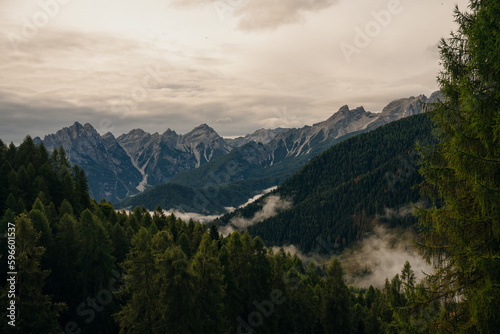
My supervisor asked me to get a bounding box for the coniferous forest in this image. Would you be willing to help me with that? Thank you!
[217,113,434,253]
[0,137,434,333]
[1,0,499,333]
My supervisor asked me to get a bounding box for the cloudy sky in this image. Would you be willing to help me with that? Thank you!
[1,0,468,144]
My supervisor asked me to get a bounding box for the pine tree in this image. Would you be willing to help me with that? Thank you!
[152,206,166,231]
[209,221,220,241]
[191,234,226,332]
[322,258,352,334]
[111,223,130,264]
[78,209,115,294]
[59,199,74,218]
[16,166,29,204]
[400,260,415,298]
[31,198,46,215]
[16,136,36,167]
[61,171,76,208]
[154,245,196,333]
[76,209,116,332]
[0,214,64,333]
[51,213,81,309]
[417,1,500,332]
[177,232,191,258]
[28,208,53,263]
[114,228,157,334]
[73,165,91,213]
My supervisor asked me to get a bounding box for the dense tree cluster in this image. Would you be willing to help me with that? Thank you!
[416,0,500,332]
[0,1,497,331]
[0,138,433,333]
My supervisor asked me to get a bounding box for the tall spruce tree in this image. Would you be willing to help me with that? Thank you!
[191,234,226,333]
[1,214,63,333]
[322,258,353,334]
[114,228,157,334]
[155,246,196,333]
[417,0,500,332]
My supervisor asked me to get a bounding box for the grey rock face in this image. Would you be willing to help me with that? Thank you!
[225,128,287,148]
[116,124,231,186]
[42,122,142,202]
[39,92,437,203]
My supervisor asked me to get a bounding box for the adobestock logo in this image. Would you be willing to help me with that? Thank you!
[6,0,73,54]
[213,0,250,21]
[340,0,413,64]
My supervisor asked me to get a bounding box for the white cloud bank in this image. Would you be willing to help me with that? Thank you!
[343,225,431,289]
[220,195,292,236]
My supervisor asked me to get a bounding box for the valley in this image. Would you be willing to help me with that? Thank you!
[1,0,498,331]
[36,92,439,213]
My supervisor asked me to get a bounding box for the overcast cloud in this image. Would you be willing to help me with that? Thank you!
[0,0,468,144]
[173,0,339,31]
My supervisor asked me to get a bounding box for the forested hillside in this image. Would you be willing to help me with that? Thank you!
[0,0,497,331]
[218,113,435,252]
[116,95,432,214]
[116,131,363,214]
[0,138,433,333]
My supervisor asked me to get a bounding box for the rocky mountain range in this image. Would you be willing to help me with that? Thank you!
[165,93,438,190]
[224,128,287,148]
[215,112,434,251]
[116,124,231,189]
[36,123,231,202]
[36,92,440,205]
[38,122,143,202]
[118,92,441,213]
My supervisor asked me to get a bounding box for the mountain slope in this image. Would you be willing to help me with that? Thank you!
[116,124,231,186]
[225,128,287,148]
[39,92,439,206]
[37,123,232,202]
[216,113,435,252]
[39,122,142,202]
[171,95,433,191]
[119,94,434,213]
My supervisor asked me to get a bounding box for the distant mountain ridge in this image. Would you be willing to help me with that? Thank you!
[117,92,440,213]
[36,123,230,202]
[216,113,435,252]
[36,91,440,204]
[224,128,287,148]
[38,122,143,201]
[116,124,231,188]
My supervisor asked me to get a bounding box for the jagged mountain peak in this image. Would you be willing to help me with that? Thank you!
[428,91,443,103]
[338,105,350,113]
[183,124,222,142]
[380,95,427,118]
[66,121,97,133]
[44,121,100,143]
[321,105,372,127]
[121,128,149,137]
[102,132,115,140]
[161,128,176,136]
[339,105,366,115]
[225,128,287,148]
[197,123,211,129]
[38,91,436,206]
[40,122,143,202]
[323,105,368,123]
[189,123,217,134]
